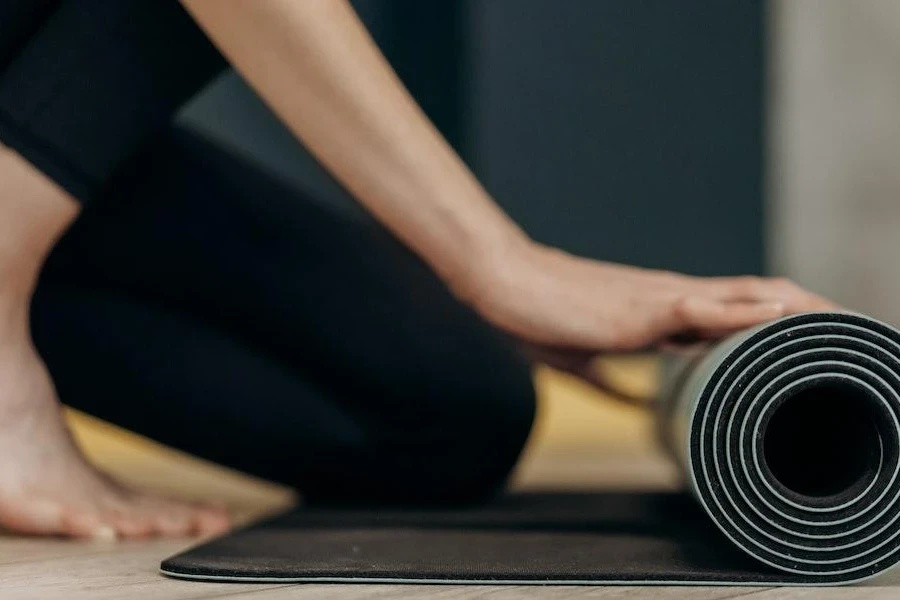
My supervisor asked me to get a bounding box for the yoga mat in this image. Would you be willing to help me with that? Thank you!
[656,311,900,584]
[162,312,900,585]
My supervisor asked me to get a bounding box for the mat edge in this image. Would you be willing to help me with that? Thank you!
[159,567,874,587]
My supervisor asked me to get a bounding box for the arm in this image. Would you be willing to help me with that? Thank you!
[180,0,520,300]
[180,0,835,354]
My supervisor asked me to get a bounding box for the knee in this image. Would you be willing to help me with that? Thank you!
[384,355,538,505]
[463,358,538,464]
[450,372,537,501]
[302,357,537,507]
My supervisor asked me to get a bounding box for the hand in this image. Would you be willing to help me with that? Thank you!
[465,241,837,389]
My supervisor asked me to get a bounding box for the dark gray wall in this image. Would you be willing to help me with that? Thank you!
[468,1,764,275]
[180,0,764,276]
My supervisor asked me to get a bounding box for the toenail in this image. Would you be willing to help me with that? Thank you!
[91,525,118,541]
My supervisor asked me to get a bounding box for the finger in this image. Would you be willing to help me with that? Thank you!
[691,327,744,341]
[528,345,652,406]
[663,331,721,348]
[569,363,650,406]
[659,339,704,352]
[674,297,785,332]
[664,326,752,349]
[789,292,840,312]
[697,276,839,312]
[696,276,766,300]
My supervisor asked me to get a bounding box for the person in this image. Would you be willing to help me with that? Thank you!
[0,0,835,540]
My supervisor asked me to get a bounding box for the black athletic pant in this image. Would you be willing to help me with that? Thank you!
[2,1,536,504]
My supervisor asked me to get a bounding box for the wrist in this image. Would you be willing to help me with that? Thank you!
[442,223,534,309]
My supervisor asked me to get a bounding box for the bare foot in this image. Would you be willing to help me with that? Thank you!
[0,143,229,539]
[0,333,230,539]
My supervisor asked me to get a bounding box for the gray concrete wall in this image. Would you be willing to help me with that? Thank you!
[769,0,900,322]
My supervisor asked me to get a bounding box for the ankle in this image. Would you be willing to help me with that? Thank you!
[0,144,79,318]
[0,292,29,345]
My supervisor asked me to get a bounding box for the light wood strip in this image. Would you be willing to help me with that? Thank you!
[217,584,772,600]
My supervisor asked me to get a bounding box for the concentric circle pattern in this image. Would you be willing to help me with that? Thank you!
[685,312,900,584]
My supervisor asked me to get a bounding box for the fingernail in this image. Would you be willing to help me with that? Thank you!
[759,300,785,315]
[763,301,786,314]
[91,524,118,541]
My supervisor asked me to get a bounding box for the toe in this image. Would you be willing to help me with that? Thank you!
[0,498,115,540]
[136,495,227,537]
[111,513,154,539]
[59,509,112,540]
[150,503,193,537]
[0,497,65,536]
[100,497,154,539]
[192,503,230,536]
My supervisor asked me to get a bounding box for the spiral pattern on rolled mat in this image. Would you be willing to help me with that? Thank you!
[682,312,900,584]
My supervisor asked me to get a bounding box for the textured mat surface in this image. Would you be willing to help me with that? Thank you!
[162,491,821,585]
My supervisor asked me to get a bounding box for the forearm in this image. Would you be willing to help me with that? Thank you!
[180,0,526,297]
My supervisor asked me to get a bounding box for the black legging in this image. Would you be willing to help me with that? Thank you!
[2,1,536,504]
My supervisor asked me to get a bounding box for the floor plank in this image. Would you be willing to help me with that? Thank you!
[737,580,900,600]
[205,583,773,600]
[0,538,291,600]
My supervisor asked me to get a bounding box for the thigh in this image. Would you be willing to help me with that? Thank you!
[35,126,536,503]
[0,1,57,59]
[32,282,366,487]
[0,0,224,202]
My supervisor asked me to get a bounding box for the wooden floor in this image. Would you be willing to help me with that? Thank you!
[1,360,897,599]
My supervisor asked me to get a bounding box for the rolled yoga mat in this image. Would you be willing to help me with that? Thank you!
[656,310,900,584]
[162,312,900,585]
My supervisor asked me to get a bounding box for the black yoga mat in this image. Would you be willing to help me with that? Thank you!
[162,312,900,586]
[162,492,827,585]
